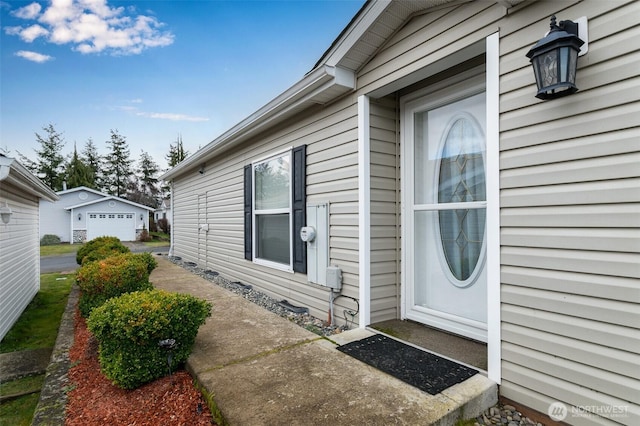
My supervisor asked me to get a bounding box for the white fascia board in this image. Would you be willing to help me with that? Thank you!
[161,64,355,182]
[322,0,391,68]
[56,186,108,197]
[0,156,58,202]
[65,196,155,211]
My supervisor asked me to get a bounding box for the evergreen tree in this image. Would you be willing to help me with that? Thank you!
[15,151,38,173]
[128,150,160,207]
[162,135,189,198]
[103,129,133,198]
[81,138,102,191]
[34,124,66,190]
[65,144,94,189]
[165,135,189,168]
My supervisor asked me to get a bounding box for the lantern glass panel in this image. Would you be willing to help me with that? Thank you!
[560,47,569,82]
[536,50,558,88]
[567,47,578,84]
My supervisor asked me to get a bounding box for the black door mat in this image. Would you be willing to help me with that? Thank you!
[337,334,478,395]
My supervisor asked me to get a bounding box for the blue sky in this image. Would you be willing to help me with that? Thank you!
[0,0,364,169]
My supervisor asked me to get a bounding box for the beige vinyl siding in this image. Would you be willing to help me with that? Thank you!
[171,95,362,325]
[172,174,201,263]
[368,96,400,322]
[349,0,639,422]
[496,1,640,424]
[0,183,40,340]
[357,1,502,94]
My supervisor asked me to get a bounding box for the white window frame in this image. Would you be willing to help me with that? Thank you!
[251,149,294,272]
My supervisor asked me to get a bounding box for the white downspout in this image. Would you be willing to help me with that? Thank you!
[358,95,371,328]
[169,182,174,257]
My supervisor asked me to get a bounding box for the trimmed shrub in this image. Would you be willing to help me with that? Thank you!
[135,251,158,274]
[157,218,170,235]
[40,234,61,246]
[76,253,153,317]
[137,227,152,242]
[87,289,212,389]
[80,243,132,265]
[76,236,130,265]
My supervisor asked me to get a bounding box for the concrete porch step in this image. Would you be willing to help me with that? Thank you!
[334,328,498,425]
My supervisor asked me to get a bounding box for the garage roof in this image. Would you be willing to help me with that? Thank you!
[65,195,155,211]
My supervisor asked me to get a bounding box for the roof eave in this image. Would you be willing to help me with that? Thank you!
[161,64,355,181]
[0,156,59,202]
[56,186,109,197]
[65,196,156,211]
[160,0,529,182]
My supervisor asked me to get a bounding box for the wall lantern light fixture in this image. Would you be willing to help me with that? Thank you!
[140,213,144,221]
[77,213,82,221]
[0,202,12,224]
[526,15,585,100]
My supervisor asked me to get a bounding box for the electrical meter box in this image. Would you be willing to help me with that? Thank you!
[305,203,328,286]
[326,265,342,291]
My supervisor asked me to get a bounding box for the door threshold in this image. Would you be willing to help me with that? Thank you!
[369,319,487,371]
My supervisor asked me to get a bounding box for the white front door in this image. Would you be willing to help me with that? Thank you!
[402,77,488,342]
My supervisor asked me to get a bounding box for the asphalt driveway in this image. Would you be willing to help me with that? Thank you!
[40,244,169,273]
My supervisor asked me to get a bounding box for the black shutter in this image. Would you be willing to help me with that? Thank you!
[292,145,307,273]
[244,164,252,260]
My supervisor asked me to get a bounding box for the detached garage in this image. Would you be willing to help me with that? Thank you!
[87,212,135,241]
[40,186,154,243]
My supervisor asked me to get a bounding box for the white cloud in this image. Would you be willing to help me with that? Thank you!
[16,24,50,42]
[7,0,174,55]
[15,50,54,63]
[116,101,208,122]
[4,26,22,36]
[116,105,138,112]
[136,112,210,122]
[12,2,42,19]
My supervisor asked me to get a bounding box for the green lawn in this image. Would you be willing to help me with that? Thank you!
[0,273,73,353]
[40,237,169,257]
[0,273,73,426]
[143,240,170,248]
[149,232,170,243]
[40,244,79,257]
[0,374,45,426]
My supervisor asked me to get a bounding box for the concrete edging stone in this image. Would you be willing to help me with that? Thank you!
[31,285,78,426]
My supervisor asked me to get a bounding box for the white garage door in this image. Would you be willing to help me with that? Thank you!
[87,213,136,241]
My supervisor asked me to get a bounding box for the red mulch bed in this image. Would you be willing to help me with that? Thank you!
[65,310,216,426]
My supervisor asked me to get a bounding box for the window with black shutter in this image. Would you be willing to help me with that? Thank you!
[244,146,306,272]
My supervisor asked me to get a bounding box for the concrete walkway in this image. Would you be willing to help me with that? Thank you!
[0,348,52,383]
[151,256,497,425]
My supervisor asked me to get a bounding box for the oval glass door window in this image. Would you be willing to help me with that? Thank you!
[437,115,486,284]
